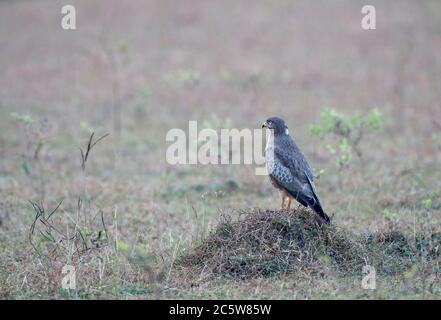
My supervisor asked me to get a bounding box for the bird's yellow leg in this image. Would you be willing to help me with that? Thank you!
[280,195,285,209]
[287,198,292,209]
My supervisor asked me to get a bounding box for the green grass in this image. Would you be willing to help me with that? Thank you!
[1,0,441,300]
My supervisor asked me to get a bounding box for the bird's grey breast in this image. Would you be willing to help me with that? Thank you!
[265,134,294,184]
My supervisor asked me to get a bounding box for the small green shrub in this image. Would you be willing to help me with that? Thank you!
[162,68,200,86]
[311,108,383,178]
[198,114,233,148]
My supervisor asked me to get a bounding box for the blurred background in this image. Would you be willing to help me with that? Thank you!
[0,0,440,299]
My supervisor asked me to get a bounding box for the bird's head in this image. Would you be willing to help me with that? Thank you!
[262,117,289,135]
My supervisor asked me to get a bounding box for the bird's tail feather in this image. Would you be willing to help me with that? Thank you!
[310,201,331,224]
[298,194,331,224]
[302,174,331,224]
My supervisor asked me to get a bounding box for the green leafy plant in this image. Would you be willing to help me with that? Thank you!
[311,108,383,187]
[10,112,52,189]
[311,108,382,165]
[10,112,34,124]
[197,114,233,147]
[201,114,233,131]
[162,68,200,86]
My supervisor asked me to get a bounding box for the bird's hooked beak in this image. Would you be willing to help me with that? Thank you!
[261,121,267,128]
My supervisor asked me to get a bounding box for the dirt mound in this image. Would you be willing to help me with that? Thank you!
[178,208,440,280]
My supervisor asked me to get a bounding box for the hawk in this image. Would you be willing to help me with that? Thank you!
[262,117,331,224]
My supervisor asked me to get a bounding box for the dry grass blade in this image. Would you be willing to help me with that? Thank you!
[79,132,109,170]
[28,197,111,258]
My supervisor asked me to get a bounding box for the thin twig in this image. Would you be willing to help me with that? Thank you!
[47,200,63,220]
[79,132,109,170]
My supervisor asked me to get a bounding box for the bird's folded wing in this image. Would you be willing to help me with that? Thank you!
[271,146,315,200]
